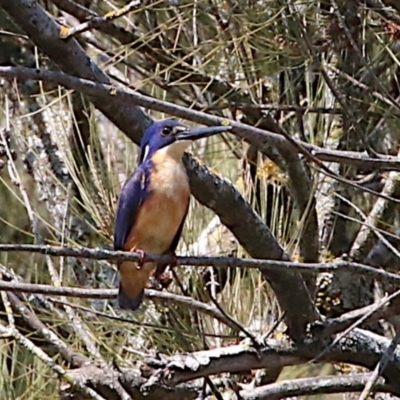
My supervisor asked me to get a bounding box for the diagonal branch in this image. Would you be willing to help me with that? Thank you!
[59,0,141,39]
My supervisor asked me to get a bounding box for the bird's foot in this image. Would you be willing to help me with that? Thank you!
[148,270,173,291]
[157,269,173,290]
[134,248,146,269]
[169,253,178,268]
[148,276,163,290]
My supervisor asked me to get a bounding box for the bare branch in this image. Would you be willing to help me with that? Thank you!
[0,243,400,285]
[2,278,400,340]
[0,324,106,400]
[59,0,141,39]
[0,66,399,173]
[365,0,400,25]
[63,329,400,397]
[313,290,400,338]
[239,373,391,400]
[6,291,89,368]
[0,280,241,332]
[359,332,400,399]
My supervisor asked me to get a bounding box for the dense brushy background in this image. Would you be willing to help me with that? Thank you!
[1,0,400,399]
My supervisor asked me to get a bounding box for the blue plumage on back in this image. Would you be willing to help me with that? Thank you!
[114,166,148,251]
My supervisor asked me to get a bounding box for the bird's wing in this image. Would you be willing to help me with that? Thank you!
[114,165,148,251]
[168,205,189,254]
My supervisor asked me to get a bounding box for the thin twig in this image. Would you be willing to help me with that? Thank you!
[312,291,400,338]
[5,278,400,342]
[0,280,241,332]
[229,103,344,114]
[1,243,400,285]
[50,298,236,339]
[359,332,400,400]
[209,293,259,348]
[1,66,400,172]
[0,324,106,400]
[59,0,141,39]
[309,290,400,363]
[239,373,390,400]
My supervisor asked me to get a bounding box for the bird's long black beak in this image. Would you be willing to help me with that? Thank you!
[175,125,231,141]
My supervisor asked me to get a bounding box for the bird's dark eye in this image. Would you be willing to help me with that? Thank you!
[162,126,173,136]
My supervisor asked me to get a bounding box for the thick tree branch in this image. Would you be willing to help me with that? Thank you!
[1,277,400,397]
[61,329,400,398]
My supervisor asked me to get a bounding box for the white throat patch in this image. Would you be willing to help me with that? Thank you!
[142,145,150,161]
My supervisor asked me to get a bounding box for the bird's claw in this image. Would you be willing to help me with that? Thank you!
[169,253,178,268]
[148,276,163,290]
[148,270,173,291]
[134,249,146,269]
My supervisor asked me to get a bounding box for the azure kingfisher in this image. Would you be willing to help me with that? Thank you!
[114,119,231,310]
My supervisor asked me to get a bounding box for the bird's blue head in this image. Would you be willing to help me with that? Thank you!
[139,119,231,162]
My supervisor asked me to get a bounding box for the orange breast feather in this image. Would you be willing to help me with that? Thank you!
[124,154,190,255]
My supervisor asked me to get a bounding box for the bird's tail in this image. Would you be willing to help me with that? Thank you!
[118,261,155,310]
[118,282,144,310]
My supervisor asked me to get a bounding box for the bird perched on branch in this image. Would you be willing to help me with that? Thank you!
[114,119,231,310]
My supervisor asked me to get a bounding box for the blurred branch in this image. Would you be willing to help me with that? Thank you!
[279,147,319,267]
[382,0,400,14]
[239,373,391,400]
[59,0,141,39]
[1,243,400,285]
[350,166,400,261]
[366,0,400,25]
[229,103,344,114]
